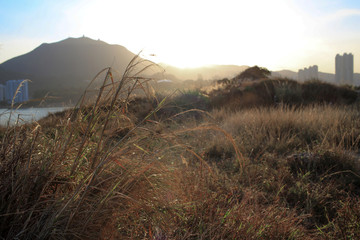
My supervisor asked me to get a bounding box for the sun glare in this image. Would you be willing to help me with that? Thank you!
[65,0,307,70]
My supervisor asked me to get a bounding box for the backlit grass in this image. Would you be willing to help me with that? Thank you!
[1,63,360,239]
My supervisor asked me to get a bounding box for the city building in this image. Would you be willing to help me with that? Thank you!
[335,53,354,85]
[5,79,29,103]
[298,65,318,81]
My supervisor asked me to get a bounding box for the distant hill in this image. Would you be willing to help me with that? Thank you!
[271,70,297,79]
[155,64,249,81]
[1,36,359,103]
[318,72,335,84]
[0,37,137,95]
[0,37,248,99]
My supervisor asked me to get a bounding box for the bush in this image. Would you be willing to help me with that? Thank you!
[207,77,358,111]
[302,80,358,105]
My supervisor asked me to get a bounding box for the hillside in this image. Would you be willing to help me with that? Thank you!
[271,69,298,79]
[0,37,137,95]
[1,36,359,104]
[0,66,29,82]
[0,38,249,101]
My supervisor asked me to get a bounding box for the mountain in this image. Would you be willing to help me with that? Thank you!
[155,64,249,81]
[1,36,359,103]
[0,37,137,94]
[271,70,297,79]
[0,37,250,98]
[0,37,247,99]
[318,72,335,84]
[0,66,29,82]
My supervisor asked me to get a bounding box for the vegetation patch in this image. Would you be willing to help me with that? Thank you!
[1,63,360,239]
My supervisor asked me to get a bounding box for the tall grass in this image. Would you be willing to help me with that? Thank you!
[1,61,360,239]
[207,104,360,237]
[213,104,360,156]
[0,55,173,239]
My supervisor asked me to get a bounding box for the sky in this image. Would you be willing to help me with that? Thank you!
[0,0,360,73]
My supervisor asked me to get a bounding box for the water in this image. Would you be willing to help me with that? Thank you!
[0,107,71,126]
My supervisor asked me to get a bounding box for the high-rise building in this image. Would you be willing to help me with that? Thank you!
[335,53,354,85]
[298,65,318,81]
[5,79,29,103]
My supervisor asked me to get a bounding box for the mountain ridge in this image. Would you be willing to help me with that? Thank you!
[1,37,359,98]
[0,37,137,93]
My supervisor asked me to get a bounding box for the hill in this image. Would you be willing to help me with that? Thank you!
[155,64,249,81]
[271,70,297,79]
[1,36,359,103]
[0,37,249,101]
[0,37,137,96]
[0,66,29,82]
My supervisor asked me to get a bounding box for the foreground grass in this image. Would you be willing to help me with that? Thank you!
[1,68,360,239]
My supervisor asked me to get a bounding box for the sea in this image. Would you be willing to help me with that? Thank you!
[0,107,71,126]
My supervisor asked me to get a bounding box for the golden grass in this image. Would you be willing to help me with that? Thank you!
[1,61,360,239]
[212,104,360,156]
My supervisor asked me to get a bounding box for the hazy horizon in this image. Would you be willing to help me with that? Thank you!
[1,0,360,73]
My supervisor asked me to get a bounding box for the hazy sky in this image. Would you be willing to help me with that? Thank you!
[0,0,359,73]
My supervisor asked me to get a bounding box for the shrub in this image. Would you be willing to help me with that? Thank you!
[207,77,358,111]
[302,80,358,105]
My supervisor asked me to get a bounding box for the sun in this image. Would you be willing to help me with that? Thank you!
[156,52,212,69]
[67,0,308,70]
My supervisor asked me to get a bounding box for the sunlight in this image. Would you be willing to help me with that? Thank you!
[65,0,307,69]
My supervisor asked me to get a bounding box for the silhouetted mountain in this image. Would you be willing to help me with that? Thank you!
[0,66,29,82]
[318,72,335,83]
[0,37,250,103]
[0,37,137,94]
[271,70,297,79]
[1,36,359,103]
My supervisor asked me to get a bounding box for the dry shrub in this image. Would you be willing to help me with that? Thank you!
[208,78,358,110]
[302,80,358,105]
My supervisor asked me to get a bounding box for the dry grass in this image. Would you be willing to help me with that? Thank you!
[0,55,170,239]
[213,105,360,156]
[1,61,360,239]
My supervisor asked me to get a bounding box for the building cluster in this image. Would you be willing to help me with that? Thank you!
[335,53,354,85]
[298,65,318,81]
[0,79,29,103]
[298,53,355,85]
